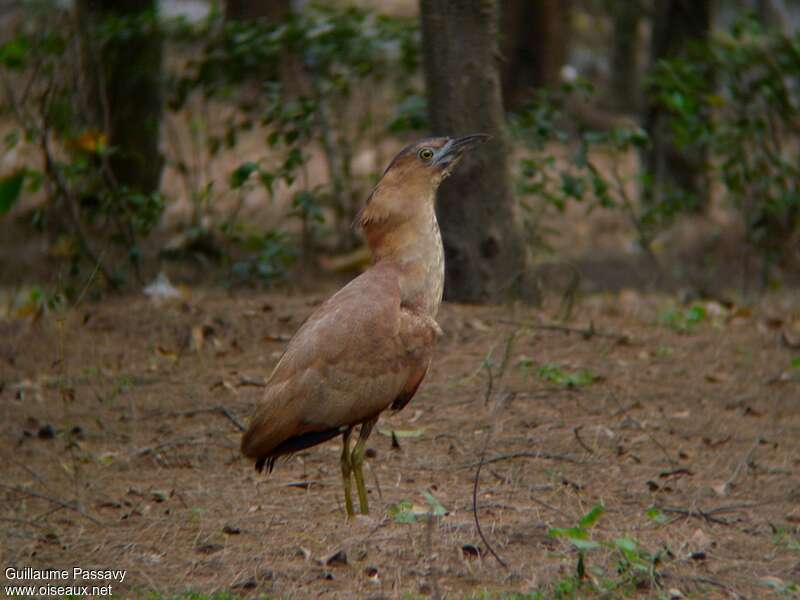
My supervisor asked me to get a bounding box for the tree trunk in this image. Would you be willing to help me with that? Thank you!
[757,0,788,32]
[499,0,569,112]
[77,0,163,194]
[420,0,539,304]
[225,0,291,22]
[610,0,642,113]
[643,0,712,208]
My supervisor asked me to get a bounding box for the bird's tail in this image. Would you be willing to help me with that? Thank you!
[242,412,343,473]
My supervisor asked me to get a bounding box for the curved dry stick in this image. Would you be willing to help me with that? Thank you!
[472,431,508,569]
[471,393,515,570]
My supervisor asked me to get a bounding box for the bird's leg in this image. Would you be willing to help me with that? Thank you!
[351,417,378,515]
[341,427,354,518]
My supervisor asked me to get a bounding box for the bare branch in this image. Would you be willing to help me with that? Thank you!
[497,318,630,343]
[0,483,104,526]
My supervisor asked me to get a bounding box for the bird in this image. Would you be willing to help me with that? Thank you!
[241,134,489,517]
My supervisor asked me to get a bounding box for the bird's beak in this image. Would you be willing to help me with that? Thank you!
[432,133,490,172]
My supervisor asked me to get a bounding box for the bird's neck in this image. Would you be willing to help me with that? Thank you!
[368,207,445,317]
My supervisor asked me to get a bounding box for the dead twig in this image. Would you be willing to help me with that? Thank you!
[136,434,237,458]
[0,483,103,526]
[661,571,747,600]
[608,392,677,469]
[658,506,734,526]
[147,405,246,432]
[462,450,592,469]
[0,516,50,529]
[573,425,594,454]
[472,391,514,569]
[217,406,247,432]
[38,83,116,286]
[425,513,443,600]
[781,330,800,350]
[723,436,762,490]
[497,319,630,344]
[481,332,517,406]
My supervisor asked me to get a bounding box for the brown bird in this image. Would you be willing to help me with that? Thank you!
[241,134,488,516]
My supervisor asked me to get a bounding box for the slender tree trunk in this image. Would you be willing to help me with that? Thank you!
[611,0,642,113]
[757,0,789,32]
[499,0,569,112]
[643,0,712,209]
[420,0,539,304]
[225,0,291,22]
[77,0,163,194]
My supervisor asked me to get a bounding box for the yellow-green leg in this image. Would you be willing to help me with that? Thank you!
[340,427,354,518]
[351,417,378,515]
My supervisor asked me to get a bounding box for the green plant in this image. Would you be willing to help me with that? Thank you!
[772,526,800,553]
[0,5,167,291]
[2,2,423,290]
[645,506,670,525]
[649,17,800,280]
[510,80,657,258]
[512,17,800,286]
[167,5,422,261]
[389,490,447,524]
[538,363,596,388]
[229,229,297,283]
[659,304,707,332]
[545,505,663,598]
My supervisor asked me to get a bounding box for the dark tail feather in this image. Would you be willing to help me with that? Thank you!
[253,428,344,474]
[255,455,278,473]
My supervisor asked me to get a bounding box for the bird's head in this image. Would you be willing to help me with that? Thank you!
[358,134,489,241]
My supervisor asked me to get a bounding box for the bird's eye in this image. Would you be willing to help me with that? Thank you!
[418,148,434,162]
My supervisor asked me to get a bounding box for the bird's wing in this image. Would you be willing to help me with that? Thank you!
[241,263,438,463]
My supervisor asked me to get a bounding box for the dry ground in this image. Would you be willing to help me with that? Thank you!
[1,286,799,599]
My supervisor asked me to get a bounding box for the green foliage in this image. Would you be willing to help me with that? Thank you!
[511,80,658,254]
[645,506,669,525]
[388,500,417,524]
[538,363,596,388]
[167,5,421,259]
[389,490,447,523]
[649,17,800,264]
[230,229,297,283]
[513,17,800,275]
[659,304,707,332]
[0,5,164,289]
[543,505,663,598]
[388,93,428,133]
[772,526,800,554]
[0,170,26,214]
[2,2,422,290]
[549,504,604,551]
[761,577,799,595]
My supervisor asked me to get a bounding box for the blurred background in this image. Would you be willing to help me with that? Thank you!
[1,0,799,311]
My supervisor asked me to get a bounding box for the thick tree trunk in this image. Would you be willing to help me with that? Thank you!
[499,0,569,112]
[644,0,712,208]
[420,0,539,304]
[225,0,290,22]
[611,0,641,113]
[77,0,163,194]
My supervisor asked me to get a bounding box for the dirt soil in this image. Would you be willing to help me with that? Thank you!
[1,286,799,599]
